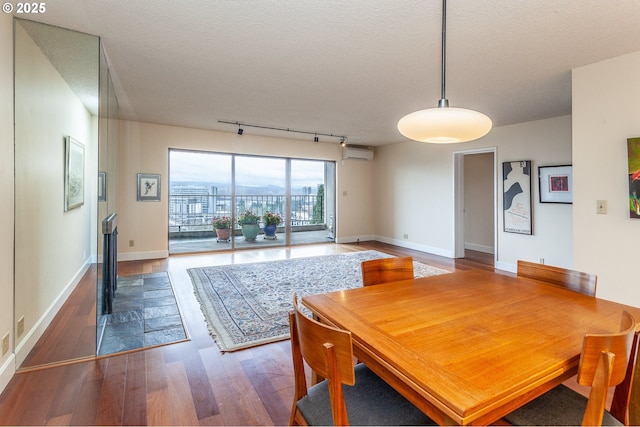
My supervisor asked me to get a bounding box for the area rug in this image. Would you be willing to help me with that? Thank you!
[188,250,450,352]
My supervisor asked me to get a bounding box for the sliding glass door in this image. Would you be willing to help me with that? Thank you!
[168,149,335,253]
[168,151,233,253]
[235,156,287,248]
[290,160,335,245]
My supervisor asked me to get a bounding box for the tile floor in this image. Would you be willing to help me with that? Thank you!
[98,272,187,355]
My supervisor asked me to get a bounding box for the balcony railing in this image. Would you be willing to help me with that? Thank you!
[168,193,325,234]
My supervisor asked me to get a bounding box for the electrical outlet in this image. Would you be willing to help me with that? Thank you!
[17,316,24,337]
[403,233,409,239]
[539,258,545,265]
[129,240,134,247]
[2,333,9,356]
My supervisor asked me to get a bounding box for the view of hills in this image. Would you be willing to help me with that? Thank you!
[170,181,321,195]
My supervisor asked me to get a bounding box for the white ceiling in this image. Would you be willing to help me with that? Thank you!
[18,0,640,146]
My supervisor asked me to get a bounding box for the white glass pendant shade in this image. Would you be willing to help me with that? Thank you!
[397,106,492,143]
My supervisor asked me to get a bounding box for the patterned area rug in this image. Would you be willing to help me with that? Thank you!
[188,250,450,351]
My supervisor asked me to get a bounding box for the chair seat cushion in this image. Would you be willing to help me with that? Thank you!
[503,384,623,426]
[297,363,436,426]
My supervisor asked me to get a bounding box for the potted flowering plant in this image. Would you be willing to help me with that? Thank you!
[263,212,282,226]
[212,216,231,229]
[212,216,231,241]
[262,212,282,239]
[237,210,260,241]
[237,210,260,225]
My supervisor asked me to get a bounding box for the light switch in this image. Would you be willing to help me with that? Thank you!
[596,200,607,214]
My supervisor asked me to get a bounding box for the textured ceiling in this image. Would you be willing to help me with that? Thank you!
[17,0,640,146]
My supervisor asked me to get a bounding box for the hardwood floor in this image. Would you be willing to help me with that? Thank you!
[0,242,494,426]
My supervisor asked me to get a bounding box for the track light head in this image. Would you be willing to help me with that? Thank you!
[314,135,319,143]
[340,138,346,147]
[237,127,243,135]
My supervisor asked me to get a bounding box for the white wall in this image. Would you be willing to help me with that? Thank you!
[572,50,640,307]
[13,22,96,366]
[464,152,494,253]
[0,12,16,392]
[117,120,375,260]
[374,115,574,272]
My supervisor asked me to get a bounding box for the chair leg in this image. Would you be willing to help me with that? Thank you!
[288,405,297,426]
[582,351,614,426]
[289,408,308,426]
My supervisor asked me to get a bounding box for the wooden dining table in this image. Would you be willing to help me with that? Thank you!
[301,269,640,426]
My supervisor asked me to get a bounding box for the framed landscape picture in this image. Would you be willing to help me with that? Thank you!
[503,160,532,234]
[539,165,572,204]
[64,136,85,211]
[137,173,161,201]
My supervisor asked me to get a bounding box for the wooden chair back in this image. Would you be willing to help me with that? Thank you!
[289,293,355,425]
[578,310,636,425]
[609,330,640,425]
[361,256,414,287]
[517,260,597,297]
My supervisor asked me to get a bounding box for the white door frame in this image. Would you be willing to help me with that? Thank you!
[453,147,498,261]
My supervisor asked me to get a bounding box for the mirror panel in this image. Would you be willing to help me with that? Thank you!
[14,18,108,368]
[97,42,119,353]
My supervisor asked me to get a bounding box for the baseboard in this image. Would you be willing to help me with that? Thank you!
[335,235,376,244]
[15,260,91,367]
[495,260,516,274]
[0,354,15,395]
[464,243,494,254]
[374,235,455,258]
[118,250,169,261]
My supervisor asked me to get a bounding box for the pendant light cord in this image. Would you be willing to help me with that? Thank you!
[439,0,449,108]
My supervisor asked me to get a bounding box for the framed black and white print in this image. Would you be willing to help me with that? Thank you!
[539,165,572,204]
[98,172,106,202]
[64,136,85,211]
[503,160,532,235]
[137,173,161,201]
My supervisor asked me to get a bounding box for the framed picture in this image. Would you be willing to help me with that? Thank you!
[539,165,572,204]
[628,137,640,218]
[98,172,106,202]
[64,136,85,211]
[137,173,161,201]
[503,160,532,235]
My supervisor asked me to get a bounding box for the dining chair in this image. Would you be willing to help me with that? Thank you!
[503,310,637,426]
[609,330,640,425]
[288,293,435,426]
[361,256,414,287]
[516,260,597,296]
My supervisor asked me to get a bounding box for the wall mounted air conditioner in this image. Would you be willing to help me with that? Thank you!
[342,146,374,161]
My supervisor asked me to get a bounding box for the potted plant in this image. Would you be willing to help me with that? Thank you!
[237,210,260,241]
[212,216,231,241]
[262,212,282,239]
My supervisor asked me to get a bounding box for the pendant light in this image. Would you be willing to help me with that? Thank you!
[397,0,492,143]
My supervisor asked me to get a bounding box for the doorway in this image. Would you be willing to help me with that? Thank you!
[168,150,336,253]
[454,149,497,262]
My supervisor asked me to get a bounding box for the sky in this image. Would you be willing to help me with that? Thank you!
[169,150,326,188]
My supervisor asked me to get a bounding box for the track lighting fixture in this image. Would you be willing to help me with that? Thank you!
[219,120,347,146]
